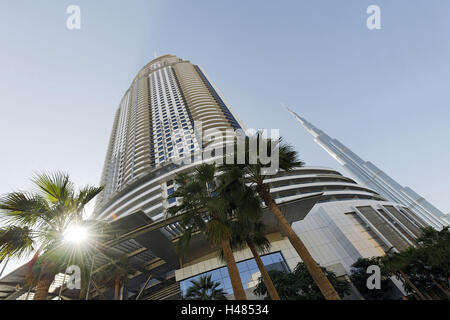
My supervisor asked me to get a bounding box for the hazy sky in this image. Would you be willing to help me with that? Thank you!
[1,0,449,275]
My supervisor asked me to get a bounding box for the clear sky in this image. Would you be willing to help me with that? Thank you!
[1,0,449,275]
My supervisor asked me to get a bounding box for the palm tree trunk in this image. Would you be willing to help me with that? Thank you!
[246,239,280,300]
[114,276,120,300]
[423,292,433,300]
[33,272,55,300]
[120,283,126,300]
[428,290,440,300]
[256,185,340,300]
[431,278,450,299]
[398,271,427,300]
[0,258,9,278]
[222,239,247,300]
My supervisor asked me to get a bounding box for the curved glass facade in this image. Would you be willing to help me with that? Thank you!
[180,251,289,297]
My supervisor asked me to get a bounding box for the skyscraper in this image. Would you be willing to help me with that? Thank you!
[287,108,448,229]
[94,54,244,220]
[88,55,334,299]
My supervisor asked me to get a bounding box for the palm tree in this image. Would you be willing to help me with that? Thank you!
[219,165,280,300]
[219,133,341,300]
[228,220,280,300]
[184,275,227,300]
[0,172,104,300]
[167,163,247,300]
[93,256,136,300]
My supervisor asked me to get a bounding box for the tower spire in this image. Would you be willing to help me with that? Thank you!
[287,108,448,229]
[286,107,323,138]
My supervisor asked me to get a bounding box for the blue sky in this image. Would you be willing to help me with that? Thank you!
[1,0,449,274]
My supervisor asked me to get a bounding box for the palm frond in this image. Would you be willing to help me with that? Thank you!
[175,228,193,257]
[0,226,35,260]
[184,274,227,300]
[76,185,104,208]
[0,192,51,227]
[31,171,74,205]
[195,163,217,187]
[278,141,304,171]
[204,219,231,246]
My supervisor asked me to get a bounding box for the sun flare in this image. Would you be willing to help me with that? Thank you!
[64,225,88,244]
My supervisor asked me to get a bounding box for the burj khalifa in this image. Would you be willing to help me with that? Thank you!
[288,108,448,229]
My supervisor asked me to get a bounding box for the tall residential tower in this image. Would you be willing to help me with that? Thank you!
[94,54,244,220]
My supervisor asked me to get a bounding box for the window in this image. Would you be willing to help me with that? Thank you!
[179,252,289,297]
